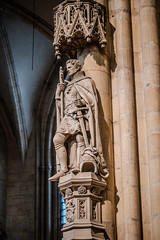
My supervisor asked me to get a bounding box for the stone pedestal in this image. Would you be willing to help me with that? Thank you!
[58,172,107,240]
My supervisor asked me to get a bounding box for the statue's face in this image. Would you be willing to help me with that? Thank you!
[67,62,79,77]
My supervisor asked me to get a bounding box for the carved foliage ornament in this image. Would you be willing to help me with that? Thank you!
[66,199,75,223]
[53,0,107,59]
[65,187,73,197]
[92,201,97,220]
[79,200,86,219]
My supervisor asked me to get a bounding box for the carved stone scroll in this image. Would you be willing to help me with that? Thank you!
[53,0,107,59]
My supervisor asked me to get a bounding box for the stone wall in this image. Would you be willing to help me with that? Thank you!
[6,134,35,240]
[0,123,7,239]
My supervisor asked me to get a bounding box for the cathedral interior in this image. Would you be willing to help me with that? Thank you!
[0,0,160,239]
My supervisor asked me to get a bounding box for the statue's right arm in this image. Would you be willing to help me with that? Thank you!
[55,83,65,108]
[55,99,61,108]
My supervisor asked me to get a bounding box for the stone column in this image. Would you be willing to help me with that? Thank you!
[139,1,160,239]
[113,0,141,239]
[130,0,152,239]
[78,43,115,239]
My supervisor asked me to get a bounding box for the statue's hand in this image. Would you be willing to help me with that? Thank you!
[56,99,61,108]
[56,83,65,98]
[58,83,65,92]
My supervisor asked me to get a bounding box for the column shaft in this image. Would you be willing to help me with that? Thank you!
[78,44,115,239]
[131,0,152,239]
[139,1,160,239]
[114,0,141,239]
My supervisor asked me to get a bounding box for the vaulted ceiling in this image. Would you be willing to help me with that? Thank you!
[0,0,63,158]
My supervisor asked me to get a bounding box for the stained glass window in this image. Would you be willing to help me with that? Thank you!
[61,195,66,227]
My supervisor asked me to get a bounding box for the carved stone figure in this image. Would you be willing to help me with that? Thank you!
[49,59,109,181]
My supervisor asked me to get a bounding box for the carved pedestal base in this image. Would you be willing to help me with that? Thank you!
[58,172,107,240]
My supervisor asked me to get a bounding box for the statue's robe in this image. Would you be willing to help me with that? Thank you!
[66,71,107,171]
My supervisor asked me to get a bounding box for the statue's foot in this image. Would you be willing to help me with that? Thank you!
[48,171,66,181]
[70,167,80,173]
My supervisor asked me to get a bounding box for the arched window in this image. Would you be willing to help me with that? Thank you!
[61,195,66,227]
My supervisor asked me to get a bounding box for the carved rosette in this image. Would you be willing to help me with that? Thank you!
[53,0,107,59]
[78,185,87,194]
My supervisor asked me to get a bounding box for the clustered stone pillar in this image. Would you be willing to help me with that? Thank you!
[139,0,160,239]
[113,0,141,239]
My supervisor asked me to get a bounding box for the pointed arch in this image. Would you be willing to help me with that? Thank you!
[0,20,28,160]
[0,0,53,40]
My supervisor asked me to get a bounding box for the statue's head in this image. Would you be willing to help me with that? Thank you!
[66,59,82,77]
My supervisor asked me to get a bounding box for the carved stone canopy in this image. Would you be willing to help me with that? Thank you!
[53,0,107,59]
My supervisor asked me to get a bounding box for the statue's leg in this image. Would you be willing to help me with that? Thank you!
[49,132,68,181]
[68,138,77,169]
[53,132,68,172]
[76,133,85,168]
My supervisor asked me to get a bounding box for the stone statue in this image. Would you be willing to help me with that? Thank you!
[49,59,109,181]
